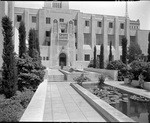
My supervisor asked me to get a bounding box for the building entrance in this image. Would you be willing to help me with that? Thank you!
[59,53,66,66]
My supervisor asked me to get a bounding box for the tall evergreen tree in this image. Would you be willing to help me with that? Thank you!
[28,28,36,58]
[93,46,97,68]
[35,38,40,55]
[148,32,150,62]
[100,44,104,69]
[18,21,26,58]
[128,40,142,63]
[1,16,18,98]
[122,37,127,64]
[109,41,113,62]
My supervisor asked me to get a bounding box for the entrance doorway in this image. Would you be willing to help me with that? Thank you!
[59,53,66,66]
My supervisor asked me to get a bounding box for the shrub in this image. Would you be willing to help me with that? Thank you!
[98,74,105,86]
[17,53,45,91]
[73,73,91,86]
[0,98,24,122]
[11,88,34,108]
[130,60,147,80]
[106,60,128,81]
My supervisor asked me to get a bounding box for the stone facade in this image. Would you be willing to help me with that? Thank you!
[0,1,149,69]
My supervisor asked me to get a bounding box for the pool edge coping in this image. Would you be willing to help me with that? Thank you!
[70,82,136,122]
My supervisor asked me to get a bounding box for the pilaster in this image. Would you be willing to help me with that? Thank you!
[125,17,130,47]
[103,16,108,62]
[77,12,84,61]
[91,15,96,50]
[114,17,119,60]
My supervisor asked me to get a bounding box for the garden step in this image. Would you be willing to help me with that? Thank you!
[48,69,65,82]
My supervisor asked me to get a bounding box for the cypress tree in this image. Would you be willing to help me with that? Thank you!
[93,46,97,68]
[109,41,113,62]
[35,38,40,55]
[28,28,36,58]
[122,37,127,64]
[1,16,18,98]
[148,32,150,62]
[128,40,142,63]
[18,21,26,58]
[100,44,104,69]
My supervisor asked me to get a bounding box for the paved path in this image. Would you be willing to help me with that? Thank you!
[43,82,107,122]
[105,81,150,99]
[48,69,64,75]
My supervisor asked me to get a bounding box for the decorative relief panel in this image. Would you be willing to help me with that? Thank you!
[53,19,58,33]
[69,20,73,34]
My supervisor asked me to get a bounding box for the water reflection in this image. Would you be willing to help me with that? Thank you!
[84,84,150,123]
[110,99,150,123]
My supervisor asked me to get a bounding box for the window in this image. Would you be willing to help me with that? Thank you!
[109,22,113,28]
[32,16,36,23]
[85,20,89,26]
[46,17,51,24]
[84,33,91,45]
[59,18,64,22]
[46,31,50,37]
[120,23,124,29]
[46,57,49,60]
[97,55,100,59]
[43,57,45,60]
[84,54,90,61]
[74,19,77,26]
[17,15,22,22]
[97,21,102,27]
[96,34,103,45]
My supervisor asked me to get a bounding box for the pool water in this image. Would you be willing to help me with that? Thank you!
[83,83,150,123]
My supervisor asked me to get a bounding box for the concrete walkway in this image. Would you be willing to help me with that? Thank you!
[43,82,107,122]
[105,81,150,99]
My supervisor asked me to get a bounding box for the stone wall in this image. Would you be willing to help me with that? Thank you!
[84,68,118,81]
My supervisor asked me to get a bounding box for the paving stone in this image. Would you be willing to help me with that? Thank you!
[42,79,108,122]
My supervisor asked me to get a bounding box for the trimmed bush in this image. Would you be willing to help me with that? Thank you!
[130,60,147,80]
[0,88,34,122]
[0,98,24,122]
[73,73,91,86]
[106,60,128,81]
[98,74,105,86]
[17,53,45,91]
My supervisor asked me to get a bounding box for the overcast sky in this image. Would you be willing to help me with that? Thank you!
[15,1,150,30]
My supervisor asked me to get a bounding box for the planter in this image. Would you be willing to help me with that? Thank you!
[143,82,150,91]
[131,80,139,87]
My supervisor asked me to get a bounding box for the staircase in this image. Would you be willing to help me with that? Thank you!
[47,69,65,82]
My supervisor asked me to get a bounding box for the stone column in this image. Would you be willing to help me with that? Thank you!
[103,16,108,63]
[114,17,119,60]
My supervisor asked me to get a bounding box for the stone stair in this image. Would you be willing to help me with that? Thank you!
[48,69,65,82]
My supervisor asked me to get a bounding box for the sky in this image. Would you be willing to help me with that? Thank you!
[15,1,150,30]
